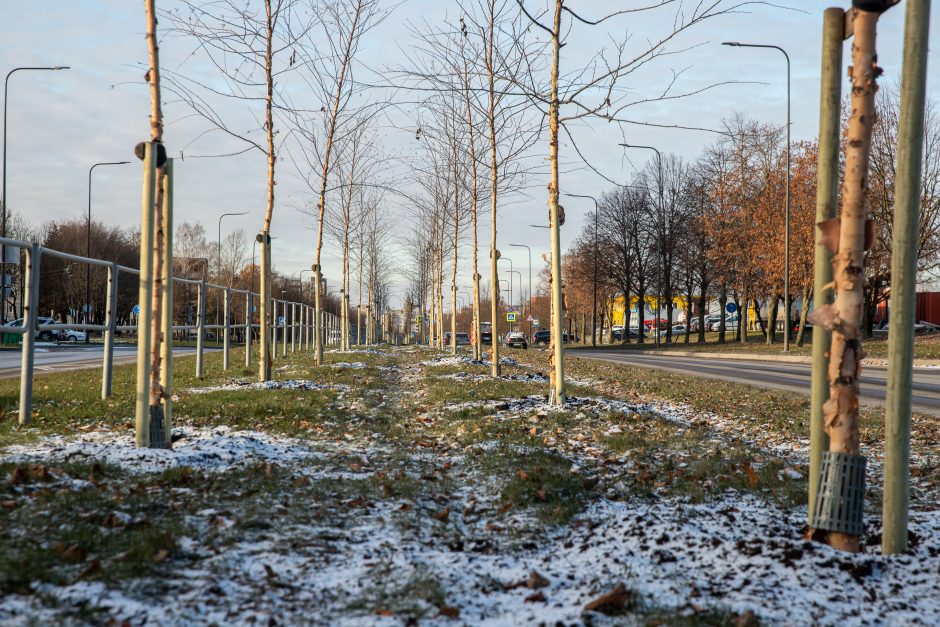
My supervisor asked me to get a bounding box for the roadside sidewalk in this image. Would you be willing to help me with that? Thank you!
[575,348,940,368]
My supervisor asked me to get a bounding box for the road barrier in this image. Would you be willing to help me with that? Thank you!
[2,236,341,425]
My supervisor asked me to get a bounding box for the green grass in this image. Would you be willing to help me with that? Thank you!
[0,462,184,594]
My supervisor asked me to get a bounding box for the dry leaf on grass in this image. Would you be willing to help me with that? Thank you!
[584,583,630,615]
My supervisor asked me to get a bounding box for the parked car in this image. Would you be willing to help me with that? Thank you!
[643,318,669,331]
[63,329,87,342]
[505,331,528,349]
[659,324,687,338]
[3,317,63,342]
[611,327,640,341]
[532,329,576,345]
[706,314,740,331]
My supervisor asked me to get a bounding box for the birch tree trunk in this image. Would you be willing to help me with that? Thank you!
[314,0,363,365]
[144,0,168,448]
[546,0,564,403]
[258,0,276,382]
[463,57,483,361]
[485,1,501,376]
[451,142,460,354]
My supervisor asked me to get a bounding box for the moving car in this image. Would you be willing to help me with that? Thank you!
[443,331,472,346]
[505,331,528,349]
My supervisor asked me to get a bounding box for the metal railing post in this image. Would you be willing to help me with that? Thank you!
[18,243,40,425]
[223,287,231,370]
[282,300,288,357]
[102,263,118,399]
[196,280,206,378]
[272,299,279,358]
[291,302,297,353]
[245,291,252,368]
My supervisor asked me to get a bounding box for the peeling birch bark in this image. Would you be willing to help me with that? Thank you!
[823,7,881,553]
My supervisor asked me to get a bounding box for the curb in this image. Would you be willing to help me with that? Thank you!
[571,348,940,368]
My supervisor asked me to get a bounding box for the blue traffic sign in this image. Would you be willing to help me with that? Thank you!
[726,302,738,314]
[132,304,140,315]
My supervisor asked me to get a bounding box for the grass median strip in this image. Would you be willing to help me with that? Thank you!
[1,344,938,624]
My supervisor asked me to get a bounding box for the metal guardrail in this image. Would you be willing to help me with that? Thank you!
[4,236,342,425]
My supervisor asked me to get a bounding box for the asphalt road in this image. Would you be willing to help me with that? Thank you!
[573,350,940,416]
[0,344,211,378]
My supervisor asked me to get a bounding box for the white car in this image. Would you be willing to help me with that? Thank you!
[63,329,87,342]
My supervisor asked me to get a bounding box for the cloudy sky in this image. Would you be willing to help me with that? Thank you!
[2,0,938,307]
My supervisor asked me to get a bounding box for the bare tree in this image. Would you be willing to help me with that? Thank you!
[164,0,316,381]
[515,0,774,402]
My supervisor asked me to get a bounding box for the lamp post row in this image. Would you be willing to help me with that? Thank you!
[2,65,69,320]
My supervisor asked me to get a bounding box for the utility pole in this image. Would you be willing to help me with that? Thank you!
[509,243,532,337]
[723,41,791,351]
[87,161,129,340]
[883,0,930,555]
[563,193,600,346]
[620,144,663,347]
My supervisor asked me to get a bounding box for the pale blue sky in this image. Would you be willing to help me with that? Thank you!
[1,1,937,305]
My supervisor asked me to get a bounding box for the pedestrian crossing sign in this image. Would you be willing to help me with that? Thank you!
[507,312,517,322]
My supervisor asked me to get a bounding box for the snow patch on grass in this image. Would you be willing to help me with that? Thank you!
[183,379,350,394]
[9,493,939,625]
[0,426,321,474]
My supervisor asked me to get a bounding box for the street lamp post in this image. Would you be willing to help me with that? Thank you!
[723,41,791,352]
[564,193,600,346]
[217,211,248,337]
[620,144,664,347]
[86,161,130,338]
[2,65,69,320]
[509,269,523,330]
[509,243,532,334]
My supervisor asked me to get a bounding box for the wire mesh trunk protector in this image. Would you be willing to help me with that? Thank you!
[811,451,867,535]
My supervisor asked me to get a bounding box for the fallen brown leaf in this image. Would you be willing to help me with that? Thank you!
[735,609,760,627]
[528,570,550,589]
[437,605,460,618]
[433,507,450,522]
[584,583,630,615]
[80,559,103,578]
